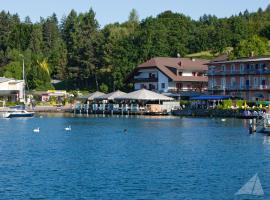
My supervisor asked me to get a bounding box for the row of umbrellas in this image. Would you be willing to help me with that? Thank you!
[79,89,173,101]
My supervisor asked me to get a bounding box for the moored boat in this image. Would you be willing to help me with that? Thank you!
[4,109,34,118]
[257,112,270,133]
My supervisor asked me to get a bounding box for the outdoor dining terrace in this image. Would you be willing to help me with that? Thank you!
[75,89,179,115]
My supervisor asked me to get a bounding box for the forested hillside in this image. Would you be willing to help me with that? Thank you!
[1,6,270,92]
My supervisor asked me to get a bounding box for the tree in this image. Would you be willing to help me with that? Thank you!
[232,35,269,58]
[128,9,139,23]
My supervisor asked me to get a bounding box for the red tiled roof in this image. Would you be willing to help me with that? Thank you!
[137,57,208,82]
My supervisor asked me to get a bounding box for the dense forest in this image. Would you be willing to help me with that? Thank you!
[1,6,270,92]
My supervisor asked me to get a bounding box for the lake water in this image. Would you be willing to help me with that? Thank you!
[0,114,270,199]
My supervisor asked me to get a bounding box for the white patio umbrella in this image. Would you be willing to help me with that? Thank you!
[115,89,173,101]
[87,91,105,100]
[95,90,127,100]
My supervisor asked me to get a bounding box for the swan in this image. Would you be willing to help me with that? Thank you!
[33,127,40,133]
[221,118,226,122]
[65,125,71,131]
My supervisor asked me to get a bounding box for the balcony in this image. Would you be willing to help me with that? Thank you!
[207,69,270,76]
[208,84,270,91]
[133,77,158,83]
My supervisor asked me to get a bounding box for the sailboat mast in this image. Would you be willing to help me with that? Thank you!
[22,57,25,103]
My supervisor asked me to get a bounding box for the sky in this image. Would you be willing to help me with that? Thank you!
[1,0,269,27]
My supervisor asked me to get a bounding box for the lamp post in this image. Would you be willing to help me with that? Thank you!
[19,54,25,104]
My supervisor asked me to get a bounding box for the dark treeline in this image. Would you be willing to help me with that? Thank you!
[1,6,270,92]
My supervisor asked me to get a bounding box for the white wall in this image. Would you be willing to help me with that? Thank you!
[182,72,193,76]
[0,80,24,101]
[158,71,169,92]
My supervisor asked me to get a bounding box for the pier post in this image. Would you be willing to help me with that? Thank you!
[252,118,256,132]
[249,119,256,134]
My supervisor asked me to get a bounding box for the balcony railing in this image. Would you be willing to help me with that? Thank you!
[208,85,269,91]
[133,77,158,82]
[208,69,270,76]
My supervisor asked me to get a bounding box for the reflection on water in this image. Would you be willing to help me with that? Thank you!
[0,115,270,199]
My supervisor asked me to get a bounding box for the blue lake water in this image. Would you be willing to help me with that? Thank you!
[0,114,270,199]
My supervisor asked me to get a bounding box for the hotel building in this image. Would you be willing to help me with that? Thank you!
[207,56,270,100]
[128,57,209,94]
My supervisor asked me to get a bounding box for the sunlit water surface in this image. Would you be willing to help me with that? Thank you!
[0,114,270,199]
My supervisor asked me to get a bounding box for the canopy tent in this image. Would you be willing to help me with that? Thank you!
[255,101,270,105]
[190,95,232,100]
[95,90,127,100]
[115,89,173,101]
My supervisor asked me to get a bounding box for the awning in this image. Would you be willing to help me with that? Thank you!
[190,95,232,100]
[255,101,270,105]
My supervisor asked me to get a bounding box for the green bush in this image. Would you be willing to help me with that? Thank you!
[223,99,232,109]
[235,100,244,108]
[99,83,109,93]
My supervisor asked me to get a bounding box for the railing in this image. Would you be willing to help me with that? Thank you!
[168,88,207,93]
[133,77,158,82]
[208,69,270,76]
[208,85,270,91]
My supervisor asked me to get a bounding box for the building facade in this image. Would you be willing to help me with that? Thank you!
[0,77,24,102]
[207,56,270,101]
[129,57,208,93]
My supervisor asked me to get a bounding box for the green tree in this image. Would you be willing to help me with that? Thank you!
[233,35,269,58]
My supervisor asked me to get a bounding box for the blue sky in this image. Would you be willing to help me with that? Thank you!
[1,0,269,27]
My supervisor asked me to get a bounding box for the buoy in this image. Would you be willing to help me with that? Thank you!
[33,127,40,133]
[221,118,226,122]
[65,125,71,131]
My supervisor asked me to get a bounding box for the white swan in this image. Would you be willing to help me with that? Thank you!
[33,127,40,133]
[65,125,71,131]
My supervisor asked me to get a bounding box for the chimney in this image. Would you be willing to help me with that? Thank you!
[190,57,196,62]
[177,53,181,58]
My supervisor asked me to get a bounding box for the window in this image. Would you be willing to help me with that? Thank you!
[192,72,197,76]
[246,79,250,87]
[221,65,226,72]
[149,84,155,90]
[140,84,145,89]
[261,77,266,85]
[178,72,182,76]
[176,83,182,89]
[253,77,259,88]
[161,83,165,89]
[240,64,245,73]
[221,78,226,89]
[149,73,156,78]
[231,77,236,88]
[231,64,236,73]
[240,77,244,89]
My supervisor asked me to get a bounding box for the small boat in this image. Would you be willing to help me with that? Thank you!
[257,113,270,133]
[4,109,34,118]
[33,127,40,133]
